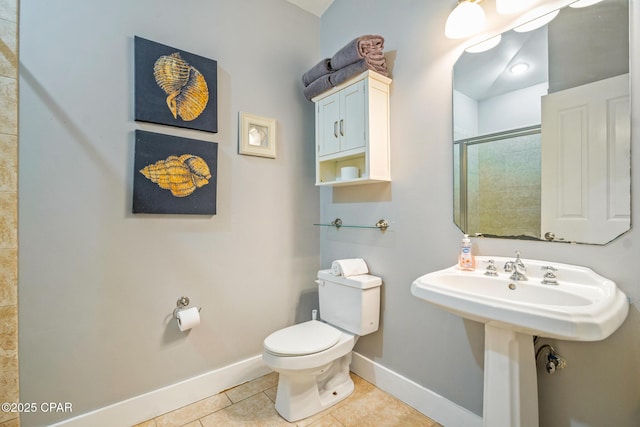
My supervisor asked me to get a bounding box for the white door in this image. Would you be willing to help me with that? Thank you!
[541,74,630,243]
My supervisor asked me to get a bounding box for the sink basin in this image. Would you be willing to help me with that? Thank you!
[411,256,628,341]
[411,255,628,427]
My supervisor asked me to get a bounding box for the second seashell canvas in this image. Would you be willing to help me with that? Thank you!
[133,130,218,215]
[134,36,218,133]
[139,154,211,198]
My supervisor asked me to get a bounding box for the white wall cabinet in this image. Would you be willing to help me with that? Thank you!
[313,70,391,186]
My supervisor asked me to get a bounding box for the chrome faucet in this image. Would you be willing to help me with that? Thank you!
[504,251,527,281]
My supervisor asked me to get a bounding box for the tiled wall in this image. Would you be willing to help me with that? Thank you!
[470,133,541,238]
[455,133,541,238]
[0,0,19,425]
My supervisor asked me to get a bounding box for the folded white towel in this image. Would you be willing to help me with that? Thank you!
[331,258,369,277]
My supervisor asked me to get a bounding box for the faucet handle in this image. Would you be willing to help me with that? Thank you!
[484,259,498,276]
[541,266,558,285]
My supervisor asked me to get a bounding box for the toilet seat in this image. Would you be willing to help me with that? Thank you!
[264,320,341,356]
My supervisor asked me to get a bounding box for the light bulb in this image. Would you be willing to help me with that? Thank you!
[510,63,530,74]
[445,1,487,39]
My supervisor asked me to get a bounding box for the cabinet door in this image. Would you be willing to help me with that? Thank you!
[341,79,366,152]
[317,93,340,156]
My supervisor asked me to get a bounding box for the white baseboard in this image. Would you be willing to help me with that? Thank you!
[50,352,481,427]
[351,352,483,427]
[49,355,272,427]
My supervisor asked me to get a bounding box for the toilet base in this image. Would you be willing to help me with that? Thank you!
[274,353,354,422]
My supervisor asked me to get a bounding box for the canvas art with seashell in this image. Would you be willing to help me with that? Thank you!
[133,130,218,215]
[139,153,211,198]
[134,36,218,133]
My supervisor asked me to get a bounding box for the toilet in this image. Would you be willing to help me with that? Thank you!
[262,269,382,422]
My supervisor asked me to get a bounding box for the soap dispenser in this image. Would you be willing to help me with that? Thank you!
[458,234,475,271]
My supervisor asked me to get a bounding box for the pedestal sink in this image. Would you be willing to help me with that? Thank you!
[411,255,629,427]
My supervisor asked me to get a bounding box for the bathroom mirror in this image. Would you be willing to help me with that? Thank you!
[453,0,630,244]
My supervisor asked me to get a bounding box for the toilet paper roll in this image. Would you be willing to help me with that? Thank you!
[340,166,359,180]
[176,307,200,331]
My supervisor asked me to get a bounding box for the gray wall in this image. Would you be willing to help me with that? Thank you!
[320,0,640,426]
[18,0,320,425]
[18,0,640,426]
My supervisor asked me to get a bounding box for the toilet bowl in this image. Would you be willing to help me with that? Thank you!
[262,320,356,422]
[262,269,382,422]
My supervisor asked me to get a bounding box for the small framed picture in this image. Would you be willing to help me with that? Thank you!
[239,112,276,158]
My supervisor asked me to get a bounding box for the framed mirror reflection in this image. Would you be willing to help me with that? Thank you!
[452,0,630,244]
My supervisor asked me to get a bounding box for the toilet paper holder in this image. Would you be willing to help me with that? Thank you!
[173,296,202,319]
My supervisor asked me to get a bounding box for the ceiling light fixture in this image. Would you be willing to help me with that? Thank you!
[445,0,487,39]
[510,63,530,74]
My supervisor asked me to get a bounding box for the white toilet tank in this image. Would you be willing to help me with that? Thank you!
[317,269,382,335]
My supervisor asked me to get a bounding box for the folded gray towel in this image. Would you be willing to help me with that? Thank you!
[303,74,333,101]
[302,58,332,87]
[329,59,388,88]
[331,35,385,70]
[329,61,368,87]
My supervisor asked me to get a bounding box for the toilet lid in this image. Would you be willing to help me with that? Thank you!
[264,320,341,356]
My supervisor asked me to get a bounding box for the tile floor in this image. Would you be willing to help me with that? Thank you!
[134,372,442,427]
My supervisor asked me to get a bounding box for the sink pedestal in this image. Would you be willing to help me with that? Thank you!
[484,324,538,427]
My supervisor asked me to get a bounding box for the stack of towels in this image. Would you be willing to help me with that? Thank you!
[303,35,389,101]
[331,258,369,277]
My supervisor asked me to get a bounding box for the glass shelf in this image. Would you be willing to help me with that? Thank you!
[313,218,389,231]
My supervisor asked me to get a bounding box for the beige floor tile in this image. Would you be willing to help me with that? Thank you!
[225,371,279,403]
[306,414,345,427]
[200,392,291,427]
[330,387,436,427]
[154,393,231,427]
[346,374,377,400]
[264,385,277,403]
[135,371,440,427]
